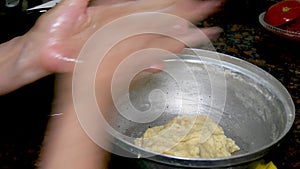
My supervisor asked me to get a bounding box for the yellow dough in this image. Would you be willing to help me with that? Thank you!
[134,115,240,158]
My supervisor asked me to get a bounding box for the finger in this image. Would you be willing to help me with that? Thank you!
[142,25,223,50]
[89,0,133,6]
[146,62,164,73]
[161,0,224,23]
[44,0,90,24]
[91,0,176,21]
[58,0,90,9]
[128,0,176,12]
[178,27,223,47]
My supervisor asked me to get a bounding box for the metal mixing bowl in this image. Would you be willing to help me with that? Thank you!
[108,48,295,168]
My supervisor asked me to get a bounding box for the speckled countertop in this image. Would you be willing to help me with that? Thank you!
[0,0,299,169]
[200,1,300,168]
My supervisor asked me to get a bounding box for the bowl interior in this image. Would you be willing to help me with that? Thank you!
[108,49,295,167]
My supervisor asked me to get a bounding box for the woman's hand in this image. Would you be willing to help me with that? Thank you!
[0,0,222,94]
[28,0,223,72]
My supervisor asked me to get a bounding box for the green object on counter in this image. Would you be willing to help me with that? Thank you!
[251,160,277,169]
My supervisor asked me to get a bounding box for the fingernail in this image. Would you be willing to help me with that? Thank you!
[209,0,225,8]
[207,27,224,39]
[147,63,164,72]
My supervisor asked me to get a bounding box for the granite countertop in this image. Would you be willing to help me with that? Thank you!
[201,1,300,168]
[0,0,299,168]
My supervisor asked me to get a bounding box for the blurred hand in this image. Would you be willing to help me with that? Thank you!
[24,0,223,73]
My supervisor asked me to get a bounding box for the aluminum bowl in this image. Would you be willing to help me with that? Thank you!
[109,48,295,168]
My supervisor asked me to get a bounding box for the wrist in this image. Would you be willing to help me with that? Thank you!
[0,34,50,95]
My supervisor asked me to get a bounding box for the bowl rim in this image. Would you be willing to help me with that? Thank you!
[259,12,300,40]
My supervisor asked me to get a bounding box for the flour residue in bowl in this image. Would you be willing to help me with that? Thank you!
[134,115,240,158]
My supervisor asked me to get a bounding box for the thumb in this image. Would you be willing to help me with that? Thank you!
[55,0,89,11]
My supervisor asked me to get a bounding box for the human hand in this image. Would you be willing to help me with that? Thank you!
[0,0,223,94]
[24,0,223,73]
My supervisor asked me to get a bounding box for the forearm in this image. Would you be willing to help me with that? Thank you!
[39,105,109,169]
[0,35,50,95]
[38,75,109,169]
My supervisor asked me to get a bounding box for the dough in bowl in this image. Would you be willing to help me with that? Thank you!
[134,115,240,158]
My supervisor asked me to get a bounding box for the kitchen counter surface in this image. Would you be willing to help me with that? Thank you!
[0,1,299,168]
[203,17,300,169]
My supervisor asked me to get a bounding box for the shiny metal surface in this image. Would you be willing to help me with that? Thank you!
[110,48,295,168]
